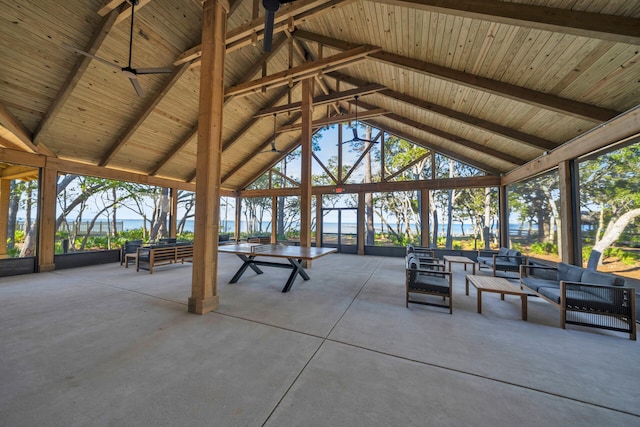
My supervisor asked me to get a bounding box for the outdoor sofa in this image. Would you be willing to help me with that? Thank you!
[136,242,193,274]
[520,262,636,340]
[478,247,528,276]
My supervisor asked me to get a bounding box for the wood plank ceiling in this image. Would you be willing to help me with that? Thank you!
[0,0,638,191]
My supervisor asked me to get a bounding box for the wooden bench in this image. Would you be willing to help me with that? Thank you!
[136,244,193,274]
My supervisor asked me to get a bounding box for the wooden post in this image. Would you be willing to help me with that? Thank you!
[357,192,364,255]
[38,166,57,272]
[235,196,242,242]
[299,78,313,248]
[558,160,576,265]
[271,196,277,243]
[499,184,509,248]
[420,188,430,247]
[169,187,178,238]
[0,179,10,258]
[315,193,322,246]
[189,0,228,315]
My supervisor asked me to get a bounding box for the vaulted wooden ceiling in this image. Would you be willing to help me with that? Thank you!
[1,0,638,191]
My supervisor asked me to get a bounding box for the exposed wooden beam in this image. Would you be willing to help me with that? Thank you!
[99,63,190,166]
[222,112,303,183]
[383,0,640,45]
[237,175,501,197]
[0,104,39,154]
[34,4,124,147]
[342,140,375,182]
[149,128,198,176]
[174,0,352,65]
[277,109,389,133]
[312,152,338,185]
[326,71,558,151]
[365,119,503,175]
[503,106,640,185]
[225,45,381,98]
[385,151,431,182]
[222,85,296,152]
[294,30,619,123]
[254,84,385,118]
[358,100,525,166]
[0,165,39,180]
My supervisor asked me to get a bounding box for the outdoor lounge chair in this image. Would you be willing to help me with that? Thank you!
[406,253,452,313]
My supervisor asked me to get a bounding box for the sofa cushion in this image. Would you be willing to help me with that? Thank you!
[407,254,418,270]
[538,286,620,312]
[580,270,624,287]
[498,247,509,256]
[521,277,559,293]
[507,249,522,264]
[528,266,558,280]
[412,273,450,294]
[558,263,583,282]
[477,256,493,265]
[580,270,615,286]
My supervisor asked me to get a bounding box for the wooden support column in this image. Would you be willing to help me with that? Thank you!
[558,160,576,265]
[420,188,430,247]
[499,184,509,248]
[38,166,57,272]
[235,196,242,241]
[169,187,178,238]
[0,179,10,258]
[357,192,365,255]
[189,0,228,315]
[315,193,322,246]
[271,196,277,243]
[299,78,314,251]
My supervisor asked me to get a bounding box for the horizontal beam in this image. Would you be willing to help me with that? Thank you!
[225,45,381,97]
[253,84,386,118]
[276,109,389,133]
[238,175,501,197]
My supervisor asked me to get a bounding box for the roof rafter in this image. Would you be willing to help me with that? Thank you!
[326,72,557,151]
[381,0,640,45]
[364,119,503,175]
[174,0,353,65]
[33,3,125,149]
[99,63,191,166]
[294,30,619,123]
[358,103,525,166]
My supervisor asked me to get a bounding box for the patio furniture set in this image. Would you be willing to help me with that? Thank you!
[405,245,637,340]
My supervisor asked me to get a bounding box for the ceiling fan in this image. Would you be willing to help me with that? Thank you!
[260,114,288,154]
[62,0,172,97]
[262,0,296,52]
[340,95,378,145]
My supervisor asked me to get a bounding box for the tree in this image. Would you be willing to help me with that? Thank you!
[580,143,640,267]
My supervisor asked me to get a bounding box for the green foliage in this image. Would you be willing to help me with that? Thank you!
[7,247,20,258]
[604,247,639,265]
[14,229,25,243]
[529,241,557,255]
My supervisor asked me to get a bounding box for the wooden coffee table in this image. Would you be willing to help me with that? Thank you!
[465,275,528,320]
[443,255,476,274]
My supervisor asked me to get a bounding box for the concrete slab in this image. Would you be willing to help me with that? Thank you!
[265,340,637,427]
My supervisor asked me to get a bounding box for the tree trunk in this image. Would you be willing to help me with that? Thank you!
[111,186,118,236]
[7,181,19,250]
[20,220,36,257]
[587,208,640,269]
[150,187,170,241]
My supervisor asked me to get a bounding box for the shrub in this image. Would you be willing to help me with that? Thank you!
[530,241,557,255]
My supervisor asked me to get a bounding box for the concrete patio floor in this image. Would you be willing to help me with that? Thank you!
[1,253,638,426]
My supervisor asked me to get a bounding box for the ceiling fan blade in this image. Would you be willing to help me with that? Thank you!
[263,10,275,52]
[61,42,122,71]
[352,128,359,140]
[135,67,173,74]
[129,76,144,97]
